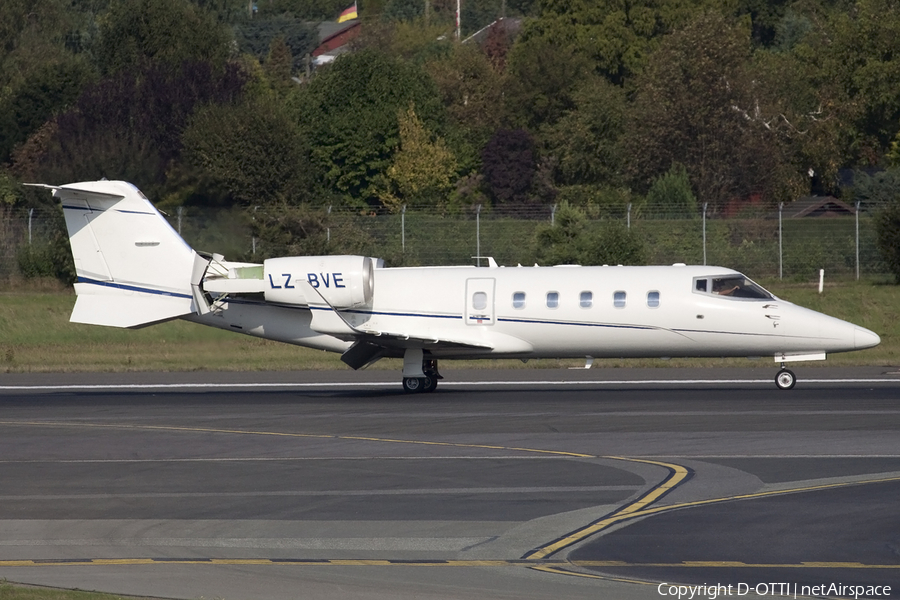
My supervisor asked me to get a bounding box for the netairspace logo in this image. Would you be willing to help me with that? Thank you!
[657,582,893,599]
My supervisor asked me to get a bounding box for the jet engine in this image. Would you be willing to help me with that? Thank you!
[264,255,375,308]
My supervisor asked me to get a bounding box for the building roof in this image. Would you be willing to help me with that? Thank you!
[784,196,857,218]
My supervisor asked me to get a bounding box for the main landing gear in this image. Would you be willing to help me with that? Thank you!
[775,366,796,390]
[402,359,442,394]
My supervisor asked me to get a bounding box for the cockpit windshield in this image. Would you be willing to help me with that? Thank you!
[693,275,774,300]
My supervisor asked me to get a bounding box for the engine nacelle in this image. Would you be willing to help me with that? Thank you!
[264,255,375,308]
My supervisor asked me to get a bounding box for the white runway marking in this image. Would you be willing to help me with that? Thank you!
[1,378,898,391]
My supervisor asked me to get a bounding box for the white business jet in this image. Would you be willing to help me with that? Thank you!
[29,180,880,392]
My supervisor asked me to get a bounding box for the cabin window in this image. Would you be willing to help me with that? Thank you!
[580,291,593,308]
[613,291,626,308]
[695,278,708,293]
[512,291,526,309]
[472,291,488,310]
[546,291,559,308]
[647,291,660,308]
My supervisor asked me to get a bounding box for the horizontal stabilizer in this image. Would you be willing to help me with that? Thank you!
[71,294,193,329]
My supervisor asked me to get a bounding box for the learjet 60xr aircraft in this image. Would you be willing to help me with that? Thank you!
[30,180,881,392]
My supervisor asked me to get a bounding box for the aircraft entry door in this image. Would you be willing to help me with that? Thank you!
[465,278,496,326]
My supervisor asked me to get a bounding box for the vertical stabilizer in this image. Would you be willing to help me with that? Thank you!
[28,181,201,328]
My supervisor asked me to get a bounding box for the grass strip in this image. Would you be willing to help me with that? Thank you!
[0,581,162,600]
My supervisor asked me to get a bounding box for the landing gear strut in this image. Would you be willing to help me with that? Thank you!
[775,366,796,390]
[402,359,442,394]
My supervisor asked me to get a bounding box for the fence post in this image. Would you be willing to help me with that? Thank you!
[778,202,783,280]
[475,204,482,266]
[627,203,631,229]
[177,206,183,235]
[28,208,34,245]
[551,203,557,226]
[702,202,708,266]
[327,205,332,243]
[855,200,861,280]
[252,206,258,255]
[401,204,406,253]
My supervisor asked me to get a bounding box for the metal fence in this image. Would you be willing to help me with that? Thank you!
[0,202,889,286]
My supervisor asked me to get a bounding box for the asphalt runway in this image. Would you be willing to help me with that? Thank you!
[0,367,898,600]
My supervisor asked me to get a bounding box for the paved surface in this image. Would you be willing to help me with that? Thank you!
[0,367,898,600]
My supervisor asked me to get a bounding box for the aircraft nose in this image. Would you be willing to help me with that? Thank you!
[854,326,881,350]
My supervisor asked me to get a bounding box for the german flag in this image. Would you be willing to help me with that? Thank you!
[337,2,358,22]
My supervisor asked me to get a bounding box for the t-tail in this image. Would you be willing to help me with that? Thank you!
[26,180,207,328]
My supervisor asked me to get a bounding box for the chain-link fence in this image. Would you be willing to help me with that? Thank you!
[1,202,889,286]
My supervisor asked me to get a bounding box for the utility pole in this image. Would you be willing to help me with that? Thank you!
[456,0,461,40]
[425,0,430,25]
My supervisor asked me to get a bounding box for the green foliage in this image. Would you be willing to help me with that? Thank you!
[535,202,647,266]
[798,0,900,163]
[644,164,699,218]
[15,210,75,283]
[233,14,318,72]
[519,0,715,86]
[626,12,791,209]
[541,77,626,188]
[875,201,900,283]
[848,168,900,210]
[481,129,535,206]
[182,96,314,206]
[250,203,378,259]
[0,56,95,164]
[553,185,634,218]
[427,43,505,171]
[0,171,24,206]
[294,49,445,206]
[380,105,458,210]
[253,0,349,20]
[503,37,592,130]
[13,61,246,200]
[93,0,230,75]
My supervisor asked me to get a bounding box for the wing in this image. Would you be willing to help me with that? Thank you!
[297,280,496,368]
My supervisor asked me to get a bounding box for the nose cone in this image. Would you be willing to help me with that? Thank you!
[854,326,881,350]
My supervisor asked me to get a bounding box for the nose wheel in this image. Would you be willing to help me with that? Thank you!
[775,367,796,390]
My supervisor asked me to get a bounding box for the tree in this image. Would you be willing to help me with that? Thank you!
[516,0,715,86]
[181,96,315,207]
[380,105,458,209]
[427,43,506,171]
[264,36,294,94]
[233,14,318,72]
[792,0,900,165]
[293,50,445,206]
[535,202,646,266]
[13,61,247,198]
[93,0,230,75]
[481,129,535,206]
[644,164,698,217]
[625,12,791,210]
[503,37,592,130]
[540,77,627,188]
[0,57,95,164]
